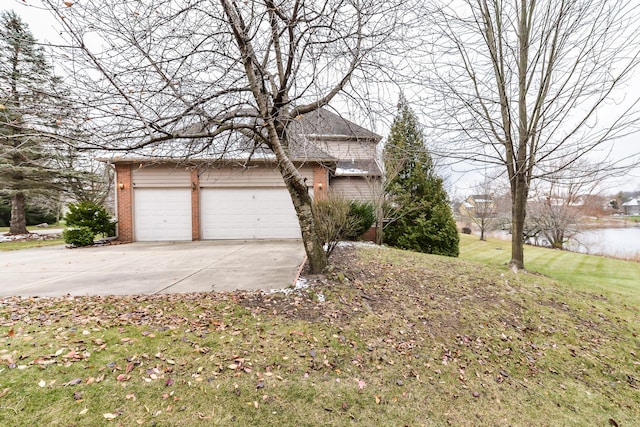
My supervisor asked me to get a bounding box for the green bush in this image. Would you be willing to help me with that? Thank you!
[65,201,116,237]
[312,194,361,258]
[346,201,376,240]
[63,227,95,247]
[384,200,459,257]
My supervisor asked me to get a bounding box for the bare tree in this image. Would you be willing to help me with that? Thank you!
[57,147,114,206]
[525,161,605,249]
[424,0,640,270]
[40,0,414,273]
[460,179,498,241]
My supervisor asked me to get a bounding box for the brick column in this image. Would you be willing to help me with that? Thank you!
[115,164,133,243]
[313,165,328,199]
[191,169,200,241]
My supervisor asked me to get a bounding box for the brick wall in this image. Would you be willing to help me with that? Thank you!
[313,165,328,199]
[190,169,200,241]
[115,164,133,243]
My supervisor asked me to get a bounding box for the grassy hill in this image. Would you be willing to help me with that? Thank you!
[460,233,640,297]
[0,237,638,425]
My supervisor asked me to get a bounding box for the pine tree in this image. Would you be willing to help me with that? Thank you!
[383,98,459,257]
[0,11,69,234]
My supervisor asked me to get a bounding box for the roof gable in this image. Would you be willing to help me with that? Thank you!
[291,108,382,142]
[101,108,378,164]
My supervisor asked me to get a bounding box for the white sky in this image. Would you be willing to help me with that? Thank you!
[4,0,640,196]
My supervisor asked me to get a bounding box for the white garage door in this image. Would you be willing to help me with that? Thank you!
[134,188,192,241]
[201,188,301,239]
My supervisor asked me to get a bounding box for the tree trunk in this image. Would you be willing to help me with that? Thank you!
[267,126,328,274]
[509,177,527,271]
[284,176,327,274]
[9,192,28,235]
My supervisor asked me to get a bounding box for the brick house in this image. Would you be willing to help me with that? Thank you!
[104,109,382,242]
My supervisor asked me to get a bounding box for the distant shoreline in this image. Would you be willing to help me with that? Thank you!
[581,217,640,229]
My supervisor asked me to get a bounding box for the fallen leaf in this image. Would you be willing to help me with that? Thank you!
[79,408,88,415]
[38,380,46,388]
[103,413,118,419]
[64,378,83,386]
[63,1,73,7]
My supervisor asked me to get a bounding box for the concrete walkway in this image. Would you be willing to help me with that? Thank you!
[0,240,306,297]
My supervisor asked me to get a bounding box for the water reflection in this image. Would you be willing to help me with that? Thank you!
[567,228,640,259]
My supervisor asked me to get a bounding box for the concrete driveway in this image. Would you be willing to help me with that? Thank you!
[0,240,306,297]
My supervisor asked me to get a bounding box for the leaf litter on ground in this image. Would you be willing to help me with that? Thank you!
[0,244,638,426]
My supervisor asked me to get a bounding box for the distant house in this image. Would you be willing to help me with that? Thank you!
[459,194,495,217]
[621,198,640,216]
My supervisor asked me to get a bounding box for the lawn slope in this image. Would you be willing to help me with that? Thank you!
[0,244,638,426]
[459,233,640,296]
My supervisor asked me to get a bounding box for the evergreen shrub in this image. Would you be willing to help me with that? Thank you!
[65,201,116,237]
[63,227,94,247]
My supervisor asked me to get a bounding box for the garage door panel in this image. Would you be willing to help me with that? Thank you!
[201,188,301,239]
[134,189,192,241]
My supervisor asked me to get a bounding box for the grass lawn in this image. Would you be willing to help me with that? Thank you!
[458,233,640,299]
[1,223,65,251]
[0,240,639,425]
[0,239,65,252]
[0,222,66,233]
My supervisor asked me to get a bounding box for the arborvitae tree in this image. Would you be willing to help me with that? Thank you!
[0,11,70,234]
[384,99,459,257]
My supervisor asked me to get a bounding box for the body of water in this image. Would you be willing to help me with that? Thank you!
[486,226,640,259]
[566,227,640,259]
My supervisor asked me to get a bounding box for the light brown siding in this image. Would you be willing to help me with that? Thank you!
[317,139,377,160]
[330,176,382,201]
[199,165,314,188]
[132,165,191,188]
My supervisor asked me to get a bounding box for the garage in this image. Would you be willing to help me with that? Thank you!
[200,188,301,239]
[133,188,192,241]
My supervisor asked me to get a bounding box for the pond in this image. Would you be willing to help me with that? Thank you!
[486,226,640,260]
[566,227,640,259]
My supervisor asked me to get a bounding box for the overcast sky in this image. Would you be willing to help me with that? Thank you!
[4,0,640,195]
